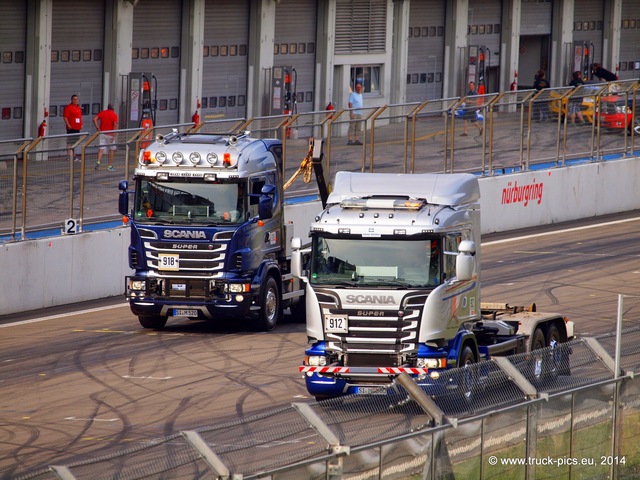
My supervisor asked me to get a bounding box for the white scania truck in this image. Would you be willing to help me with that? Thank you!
[292,172,574,399]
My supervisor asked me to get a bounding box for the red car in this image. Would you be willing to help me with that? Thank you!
[598,95,638,133]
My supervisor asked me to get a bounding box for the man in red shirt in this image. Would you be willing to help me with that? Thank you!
[63,94,83,163]
[93,103,119,171]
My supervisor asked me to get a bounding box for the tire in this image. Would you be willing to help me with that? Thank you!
[255,276,282,331]
[531,326,561,382]
[138,315,167,329]
[547,323,571,376]
[289,298,307,323]
[459,346,476,401]
[547,324,561,347]
[530,327,546,351]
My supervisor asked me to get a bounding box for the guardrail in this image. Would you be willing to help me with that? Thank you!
[17,320,640,479]
[1,80,638,242]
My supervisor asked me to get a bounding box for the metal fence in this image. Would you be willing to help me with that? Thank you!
[1,80,638,242]
[16,317,640,480]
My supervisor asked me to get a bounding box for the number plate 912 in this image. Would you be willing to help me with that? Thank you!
[324,314,348,333]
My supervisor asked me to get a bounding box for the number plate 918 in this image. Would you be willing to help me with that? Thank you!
[324,314,348,333]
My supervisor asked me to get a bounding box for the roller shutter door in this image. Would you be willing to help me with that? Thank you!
[202,0,249,121]
[274,0,317,114]
[49,0,105,136]
[407,1,445,102]
[572,0,604,71]
[0,1,26,140]
[468,0,501,66]
[619,0,640,80]
[520,0,552,35]
[132,0,181,127]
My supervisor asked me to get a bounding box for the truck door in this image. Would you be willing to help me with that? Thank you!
[248,173,282,265]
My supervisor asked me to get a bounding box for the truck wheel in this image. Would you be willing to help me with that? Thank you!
[138,315,167,329]
[459,346,476,401]
[547,324,561,346]
[547,323,571,376]
[289,298,307,323]
[255,276,281,331]
[531,327,546,351]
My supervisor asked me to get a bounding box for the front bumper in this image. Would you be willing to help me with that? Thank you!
[126,275,255,319]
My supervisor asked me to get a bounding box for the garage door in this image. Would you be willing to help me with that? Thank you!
[274,0,318,114]
[619,0,640,80]
[0,1,27,140]
[407,0,445,102]
[49,0,105,136]
[202,0,250,122]
[132,0,181,127]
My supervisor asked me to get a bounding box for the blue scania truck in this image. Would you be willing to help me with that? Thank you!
[118,130,321,330]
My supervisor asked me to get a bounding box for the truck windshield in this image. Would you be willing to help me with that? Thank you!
[310,236,441,288]
[133,178,246,225]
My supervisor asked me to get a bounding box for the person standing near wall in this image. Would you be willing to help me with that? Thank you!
[63,94,83,162]
[93,103,119,171]
[591,63,617,82]
[348,83,364,145]
[533,69,550,122]
[568,71,585,125]
[461,81,483,136]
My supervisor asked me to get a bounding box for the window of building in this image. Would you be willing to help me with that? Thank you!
[350,65,381,94]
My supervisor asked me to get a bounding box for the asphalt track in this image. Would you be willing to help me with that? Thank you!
[1,210,640,478]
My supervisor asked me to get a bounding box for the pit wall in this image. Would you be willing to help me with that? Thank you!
[1,157,639,317]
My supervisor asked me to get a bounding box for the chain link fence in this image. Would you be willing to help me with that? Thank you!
[15,320,640,480]
[1,81,638,243]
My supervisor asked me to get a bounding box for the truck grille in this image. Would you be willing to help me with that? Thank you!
[317,290,428,365]
[140,228,231,278]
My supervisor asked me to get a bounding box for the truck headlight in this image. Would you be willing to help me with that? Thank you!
[416,357,446,369]
[129,280,146,291]
[227,283,250,293]
[306,355,327,366]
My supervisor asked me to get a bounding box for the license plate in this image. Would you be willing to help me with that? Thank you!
[357,386,387,395]
[324,314,348,333]
[173,309,198,317]
[158,253,179,271]
[172,283,186,291]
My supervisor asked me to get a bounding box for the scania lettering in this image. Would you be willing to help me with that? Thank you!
[164,230,208,239]
[345,295,395,304]
[118,131,323,330]
[291,172,575,399]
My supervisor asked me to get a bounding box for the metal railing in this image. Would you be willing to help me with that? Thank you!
[1,80,638,242]
[16,321,640,480]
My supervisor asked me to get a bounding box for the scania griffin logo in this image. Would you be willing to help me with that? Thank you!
[345,294,395,304]
[163,230,207,239]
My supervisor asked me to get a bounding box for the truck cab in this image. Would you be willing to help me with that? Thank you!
[292,172,572,399]
[118,131,300,330]
[293,172,483,397]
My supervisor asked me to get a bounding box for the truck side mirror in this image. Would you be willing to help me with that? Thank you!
[456,240,476,281]
[258,184,276,220]
[118,180,129,216]
[291,237,305,279]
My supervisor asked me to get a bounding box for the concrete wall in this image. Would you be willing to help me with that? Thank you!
[2,157,639,317]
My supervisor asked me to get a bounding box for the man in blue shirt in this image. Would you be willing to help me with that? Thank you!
[348,83,364,145]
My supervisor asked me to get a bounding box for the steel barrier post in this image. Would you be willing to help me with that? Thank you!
[293,402,349,480]
[182,430,231,479]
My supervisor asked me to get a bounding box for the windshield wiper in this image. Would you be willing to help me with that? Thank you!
[359,278,413,288]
